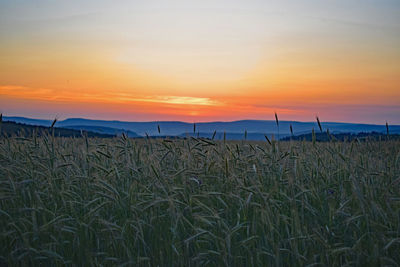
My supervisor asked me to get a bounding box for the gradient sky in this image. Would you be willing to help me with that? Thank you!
[1,0,399,123]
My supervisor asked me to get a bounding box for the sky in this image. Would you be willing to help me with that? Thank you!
[1,0,399,124]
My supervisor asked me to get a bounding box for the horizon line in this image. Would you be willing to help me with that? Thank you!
[2,114,398,126]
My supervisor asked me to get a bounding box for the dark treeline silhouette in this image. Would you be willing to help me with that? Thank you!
[281,131,400,142]
[0,121,114,138]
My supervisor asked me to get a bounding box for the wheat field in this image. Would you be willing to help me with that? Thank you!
[0,134,399,266]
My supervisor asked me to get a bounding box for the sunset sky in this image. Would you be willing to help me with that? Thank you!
[1,0,399,123]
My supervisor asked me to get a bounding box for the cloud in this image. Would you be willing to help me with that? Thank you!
[0,85,221,106]
[113,95,221,106]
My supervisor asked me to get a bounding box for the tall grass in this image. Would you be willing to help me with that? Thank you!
[0,133,399,266]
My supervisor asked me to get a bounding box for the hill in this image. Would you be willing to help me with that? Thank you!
[0,121,114,138]
[63,125,140,138]
[3,116,400,140]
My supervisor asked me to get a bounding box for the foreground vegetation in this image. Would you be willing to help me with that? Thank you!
[0,134,399,266]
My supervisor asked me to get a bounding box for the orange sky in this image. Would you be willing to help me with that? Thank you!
[1,0,399,123]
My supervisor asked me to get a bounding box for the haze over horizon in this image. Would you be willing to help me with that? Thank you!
[1,0,399,124]
[4,114,400,127]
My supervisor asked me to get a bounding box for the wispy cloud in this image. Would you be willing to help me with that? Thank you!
[113,95,221,106]
[0,85,221,106]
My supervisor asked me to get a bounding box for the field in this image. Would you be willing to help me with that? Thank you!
[0,134,399,266]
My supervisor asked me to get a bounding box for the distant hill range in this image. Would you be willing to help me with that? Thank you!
[3,116,400,140]
[62,125,140,138]
[0,121,114,138]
